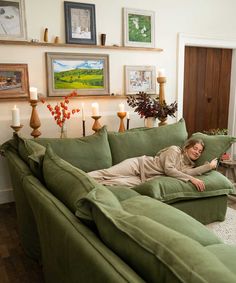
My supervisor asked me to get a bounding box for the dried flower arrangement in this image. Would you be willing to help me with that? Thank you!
[40,91,80,136]
[203,128,228,135]
[127,92,177,119]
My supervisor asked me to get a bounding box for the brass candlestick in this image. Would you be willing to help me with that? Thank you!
[30,100,41,138]
[10,124,23,136]
[157,76,167,126]
[117,112,127,132]
[91,116,102,133]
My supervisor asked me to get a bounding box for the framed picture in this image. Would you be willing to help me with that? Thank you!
[64,1,96,45]
[0,0,27,40]
[123,8,155,48]
[0,63,29,99]
[46,52,110,97]
[125,65,156,95]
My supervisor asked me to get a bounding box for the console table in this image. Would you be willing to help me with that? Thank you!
[219,160,236,196]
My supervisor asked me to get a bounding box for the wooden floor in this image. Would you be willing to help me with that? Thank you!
[0,202,44,283]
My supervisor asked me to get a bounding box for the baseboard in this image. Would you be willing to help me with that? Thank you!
[0,188,14,204]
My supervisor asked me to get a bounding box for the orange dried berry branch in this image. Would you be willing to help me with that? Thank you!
[40,91,80,128]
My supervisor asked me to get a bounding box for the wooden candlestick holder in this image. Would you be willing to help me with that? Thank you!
[10,124,23,136]
[91,116,102,133]
[117,112,127,132]
[30,100,41,138]
[157,76,166,105]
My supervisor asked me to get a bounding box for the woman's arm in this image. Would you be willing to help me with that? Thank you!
[182,158,218,175]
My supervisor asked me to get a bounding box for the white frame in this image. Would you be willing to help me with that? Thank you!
[0,0,27,40]
[125,65,156,95]
[123,7,155,48]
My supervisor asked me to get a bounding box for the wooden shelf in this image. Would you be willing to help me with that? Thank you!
[0,40,163,52]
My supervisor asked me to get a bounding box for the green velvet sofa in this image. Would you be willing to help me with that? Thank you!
[1,119,236,283]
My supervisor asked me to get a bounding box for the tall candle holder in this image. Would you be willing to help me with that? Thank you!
[117,112,127,132]
[29,100,41,138]
[82,120,86,137]
[10,124,23,136]
[126,118,130,130]
[91,116,102,133]
[157,76,167,126]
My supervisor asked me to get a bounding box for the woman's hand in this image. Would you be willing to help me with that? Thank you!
[209,158,218,169]
[190,177,205,191]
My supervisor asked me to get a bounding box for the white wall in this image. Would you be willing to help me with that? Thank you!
[1,0,236,203]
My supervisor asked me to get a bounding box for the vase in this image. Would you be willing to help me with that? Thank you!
[144,117,157,128]
[60,122,67,138]
[158,117,167,127]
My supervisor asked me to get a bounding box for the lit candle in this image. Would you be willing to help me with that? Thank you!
[30,87,38,100]
[81,103,85,121]
[12,105,20,126]
[158,69,166,77]
[118,103,125,112]
[127,111,130,119]
[92,102,99,116]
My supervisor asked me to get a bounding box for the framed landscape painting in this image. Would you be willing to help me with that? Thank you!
[123,8,155,48]
[64,1,96,45]
[0,63,29,99]
[125,65,156,95]
[0,0,27,40]
[46,52,109,97]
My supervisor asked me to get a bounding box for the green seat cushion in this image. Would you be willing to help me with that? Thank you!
[76,186,236,283]
[132,170,234,203]
[206,244,236,276]
[108,118,188,164]
[43,144,101,213]
[189,132,236,166]
[121,195,222,246]
[35,126,112,172]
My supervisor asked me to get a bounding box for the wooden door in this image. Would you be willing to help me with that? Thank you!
[183,46,232,136]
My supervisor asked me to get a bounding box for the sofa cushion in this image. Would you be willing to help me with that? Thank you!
[35,126,112,172]
[189,132,236,166]
[121,195,222,246]
[43,144,100,213]
[132,170,234,203]
[108,118,188,164]
[76,186,236,283]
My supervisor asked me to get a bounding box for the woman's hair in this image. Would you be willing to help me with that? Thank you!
[182,138,205,152]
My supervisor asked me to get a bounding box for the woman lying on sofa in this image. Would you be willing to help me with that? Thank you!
[88,139,218,191]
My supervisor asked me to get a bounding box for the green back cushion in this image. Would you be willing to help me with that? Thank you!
[36,126,112,172]
[108,118,188,164]
[76,186,236,283]
[189,132,236,166]
[133,170,234,203]
[43,145,99,213]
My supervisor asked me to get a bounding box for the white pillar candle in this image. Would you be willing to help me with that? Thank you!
[12,105,20,126]
[81,103,85,121]
[158,69,166,77]
[91,102,99,116]
[30,87,38,100]
[118,103,125,112]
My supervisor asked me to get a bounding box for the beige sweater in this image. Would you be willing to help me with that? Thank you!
[88,146,212,187]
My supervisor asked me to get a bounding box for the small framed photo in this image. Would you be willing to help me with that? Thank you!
[123,8,155,48]
[46,52,110,97]
[0,63,29,100]
[64,1,96,45]
[125,65,156,95]
[0,0,27,40]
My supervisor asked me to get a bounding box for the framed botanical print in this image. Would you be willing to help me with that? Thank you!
[64,1,96,45]
[123,8,155,48]
[0,0,27,40]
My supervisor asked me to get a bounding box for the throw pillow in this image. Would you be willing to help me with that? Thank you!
[43,144,100,213]
[189,132,236,166]
[108,118,188,164]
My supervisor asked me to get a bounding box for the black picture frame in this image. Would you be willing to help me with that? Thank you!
[64,1,96,45]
